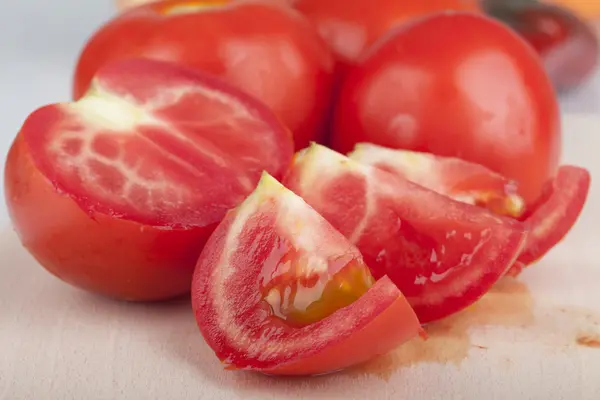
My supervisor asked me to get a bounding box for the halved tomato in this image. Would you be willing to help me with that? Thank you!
[517,165,591,265]
[4,58,294,301]
[191,173,422,375]
[283,144,527,323]
[348,143,525,218]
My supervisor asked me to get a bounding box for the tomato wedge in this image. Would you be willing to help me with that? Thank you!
[348,143,526,218]
[517,165,591,266]
[191,173,422,375]
[283,144,527,323]
[4,58,294,301]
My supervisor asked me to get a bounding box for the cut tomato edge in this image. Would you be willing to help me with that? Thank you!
[517,165,591,265]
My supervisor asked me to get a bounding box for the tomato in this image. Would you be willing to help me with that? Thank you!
[348,143,526,218]
[4,58,293,301]
[293,0,480,74]
[484,0,599,92]
[74,0,335,149]
[283,144,527,323]
[192,173,422,375]
[332,12,561,207]
[517,165,591,266]
[115,0,149,11]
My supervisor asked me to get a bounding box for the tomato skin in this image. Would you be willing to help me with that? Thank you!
[74,0,335,149]
[517,165,591,266]
[294,0,480,73]
[332,12,561,207]
[5,134,213,301]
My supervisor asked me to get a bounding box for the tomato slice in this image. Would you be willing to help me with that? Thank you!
[516,165,591,266]
[348,143,526,218]
[5,58,293,301]
[283,144,527,323]
[191,173,422,375]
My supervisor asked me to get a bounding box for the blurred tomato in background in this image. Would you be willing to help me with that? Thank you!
[484,0,599,92]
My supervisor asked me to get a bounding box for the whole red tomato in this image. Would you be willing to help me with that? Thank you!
[75,0,334,149]
[293,0,481,73]
[333,12,561,207]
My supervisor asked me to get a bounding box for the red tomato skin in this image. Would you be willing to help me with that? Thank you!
[332,12,561,206]
[5,134,213,301]
[294,0,480,69]
[74,0,335,149]
[518,165,591,265]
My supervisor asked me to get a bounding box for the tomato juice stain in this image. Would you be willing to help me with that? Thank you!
[345,277,533,381]
[576,334,600,349]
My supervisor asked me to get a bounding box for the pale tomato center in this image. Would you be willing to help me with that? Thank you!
[262,250,374,327]
[161,0,231,15]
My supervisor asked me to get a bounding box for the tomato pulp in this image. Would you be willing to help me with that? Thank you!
[192,173,422,375]
[333,12,561,207]
[75,0,335,149]
[5,58,294,301]
[283,144,527,323]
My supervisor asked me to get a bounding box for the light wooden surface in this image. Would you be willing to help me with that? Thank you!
[1,114,599,400]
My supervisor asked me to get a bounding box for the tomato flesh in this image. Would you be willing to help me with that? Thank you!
[348,143,525,218]
[283,144,527,323]
[192,173,421,375]
[5,58,293,301]
[332,12,561,206]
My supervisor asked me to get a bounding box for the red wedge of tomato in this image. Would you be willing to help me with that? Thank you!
[4,58,293,301]
[74,0,335,149]
[191,173,422,375]
[283,144,527,323]
[517,165,591,266]
[348,143,526,218]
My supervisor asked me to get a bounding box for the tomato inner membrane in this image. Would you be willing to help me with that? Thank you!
[261,249,375,328]
[161,0,231,15]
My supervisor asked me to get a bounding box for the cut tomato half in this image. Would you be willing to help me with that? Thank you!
[348,143,526,218]
[5,58,294,301]
[191,173,422,375]
[516,165,591,266]
[283,144,527,323]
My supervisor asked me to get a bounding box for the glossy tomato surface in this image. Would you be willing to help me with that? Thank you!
[333,12,561,207]
[5,58,293,301]
[192,173,422,375]
[294,0,480,71]
[283,144,527,323]
[75,0,335,149]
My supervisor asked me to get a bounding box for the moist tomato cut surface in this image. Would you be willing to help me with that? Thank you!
[4,58,294,301]
[191,173,422,375]
[283,144,527,323]
[348,143,525,218]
